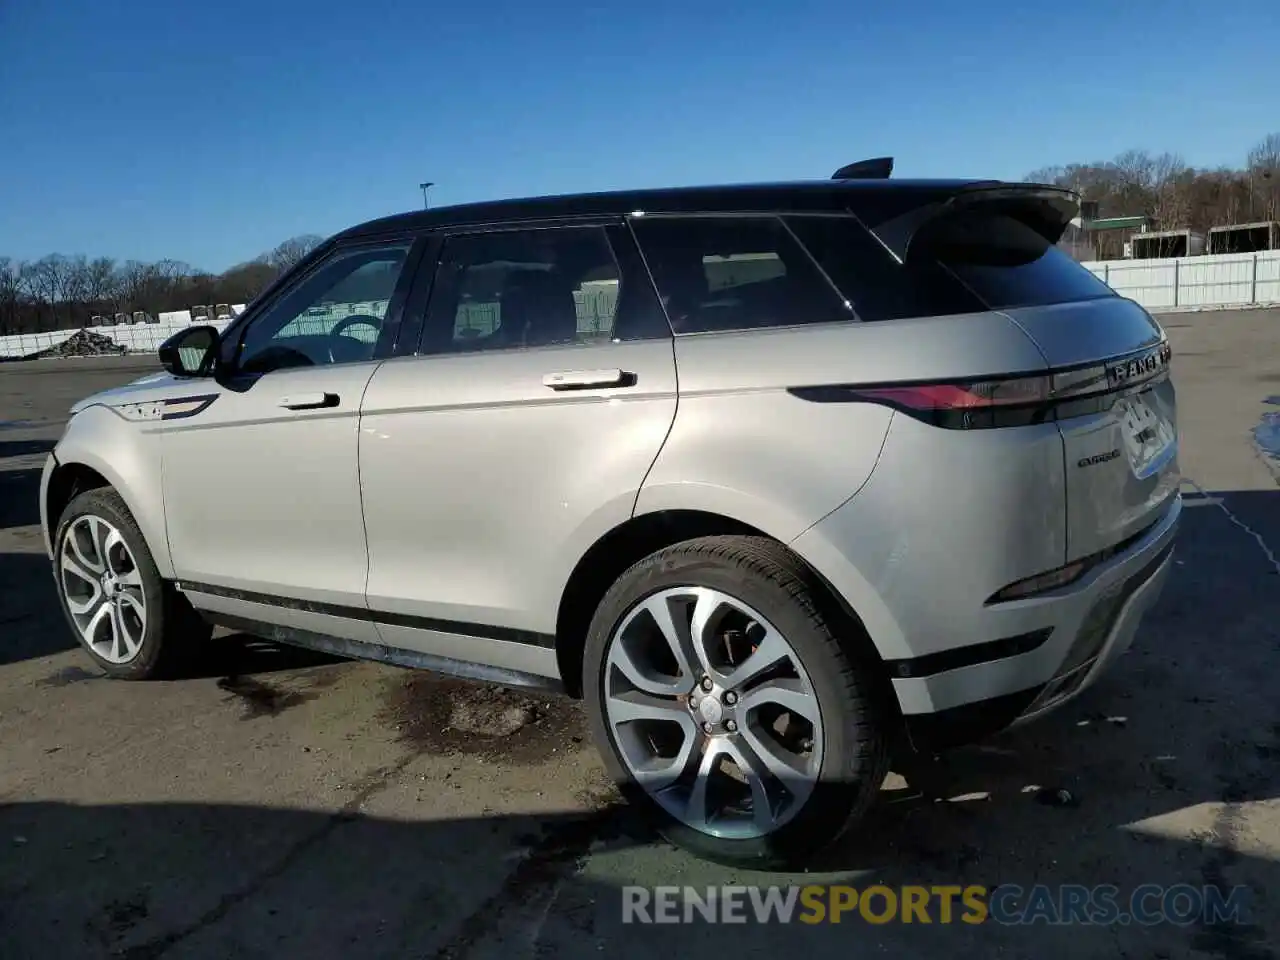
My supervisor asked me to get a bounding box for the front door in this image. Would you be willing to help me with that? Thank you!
[161,239,418,620]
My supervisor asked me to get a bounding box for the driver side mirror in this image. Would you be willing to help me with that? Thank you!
[158,325,220,377]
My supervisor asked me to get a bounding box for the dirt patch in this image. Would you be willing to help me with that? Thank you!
[216,675,317,720]
[37,665,101,688]
[378,674,588,764]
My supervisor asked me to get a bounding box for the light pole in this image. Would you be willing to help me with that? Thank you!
[419,182,435,210]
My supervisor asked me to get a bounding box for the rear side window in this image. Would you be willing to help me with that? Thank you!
[789,212,1114,321]
[424,227,620,355]
[630,217,852,334]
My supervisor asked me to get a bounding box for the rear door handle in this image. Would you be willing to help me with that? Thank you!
[542,369,634,391]
[278,392,339,410]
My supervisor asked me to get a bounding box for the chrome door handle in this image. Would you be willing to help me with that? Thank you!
[542,369,634,390]
[278,392,339,410]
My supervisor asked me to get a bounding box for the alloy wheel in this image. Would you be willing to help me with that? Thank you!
[59,514,148,664]
[603,586,824,840]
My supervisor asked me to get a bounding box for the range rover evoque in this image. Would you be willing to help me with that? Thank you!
[40,159,1180,865]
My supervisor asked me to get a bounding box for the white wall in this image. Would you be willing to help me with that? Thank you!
[1083,250,1280,311]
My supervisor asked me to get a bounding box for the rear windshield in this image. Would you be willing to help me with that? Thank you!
[919,211,1114,310]
[789,211,1114,321]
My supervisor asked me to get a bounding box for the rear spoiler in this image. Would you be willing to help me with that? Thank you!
[868,184,1082,263]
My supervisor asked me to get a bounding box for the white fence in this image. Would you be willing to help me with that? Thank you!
[1083,249,1280,311]
[0,317,234,360]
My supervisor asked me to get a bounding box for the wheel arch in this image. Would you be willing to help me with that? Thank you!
[45,407,173,577]
[553,509,895,714]
[45,461,112,537]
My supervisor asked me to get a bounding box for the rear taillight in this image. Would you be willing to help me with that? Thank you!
[790,341,1170,430]
[850,375,1056,429]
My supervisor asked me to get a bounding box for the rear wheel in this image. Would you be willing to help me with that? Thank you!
[53,487,210,679]
[583,535,889,867]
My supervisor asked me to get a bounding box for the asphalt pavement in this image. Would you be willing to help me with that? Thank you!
[1,311,1279,959]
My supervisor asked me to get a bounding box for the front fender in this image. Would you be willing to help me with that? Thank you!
[47,405,172,578]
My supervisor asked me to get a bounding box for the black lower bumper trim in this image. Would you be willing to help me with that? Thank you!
[902,686,1045,754]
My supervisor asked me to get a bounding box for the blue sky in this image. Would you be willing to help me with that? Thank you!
[1,0,1276,273]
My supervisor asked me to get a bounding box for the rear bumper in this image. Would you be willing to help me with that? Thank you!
[898,494,1179,750]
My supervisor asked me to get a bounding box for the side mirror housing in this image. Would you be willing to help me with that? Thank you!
[158,325,219,377]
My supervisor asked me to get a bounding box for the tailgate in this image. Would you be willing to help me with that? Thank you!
[1006,299,1180,560]
[868,189,1182,563]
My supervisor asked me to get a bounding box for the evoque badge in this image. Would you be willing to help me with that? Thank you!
[1078,450,1121,468]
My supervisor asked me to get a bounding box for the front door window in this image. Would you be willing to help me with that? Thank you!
[236,243,412,374]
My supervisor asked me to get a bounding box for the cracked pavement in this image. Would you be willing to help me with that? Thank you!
[2,308,1280,959]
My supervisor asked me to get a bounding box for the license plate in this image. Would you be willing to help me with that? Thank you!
[1117,394,1175,477]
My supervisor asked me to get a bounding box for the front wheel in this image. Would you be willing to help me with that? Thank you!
[583,535,890,867]
[53,487,211,679]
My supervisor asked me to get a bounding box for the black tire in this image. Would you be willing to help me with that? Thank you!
[52,487,211,680]
[583,535,891,868]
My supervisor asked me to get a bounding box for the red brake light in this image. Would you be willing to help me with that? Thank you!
[857,377,1052,411]
[787,340,1170,430]
[842,374,1055,428]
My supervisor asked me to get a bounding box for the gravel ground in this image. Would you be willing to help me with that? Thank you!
[1,310,1278,959]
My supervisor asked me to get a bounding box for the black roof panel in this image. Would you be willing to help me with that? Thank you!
[337,178,996,240]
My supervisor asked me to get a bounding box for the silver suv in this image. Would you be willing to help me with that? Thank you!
[40,165,1180,865]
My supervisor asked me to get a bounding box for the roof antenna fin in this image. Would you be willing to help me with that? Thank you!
[832,157,893,180]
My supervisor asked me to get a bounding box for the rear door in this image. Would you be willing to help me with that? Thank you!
[903,201,1180,560]
[358,220,677,666]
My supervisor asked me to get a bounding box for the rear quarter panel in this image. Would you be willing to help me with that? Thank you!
[638,315,1050,540]
[642,315,1058,663]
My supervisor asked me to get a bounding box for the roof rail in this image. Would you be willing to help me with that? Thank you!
[831,157,894,180]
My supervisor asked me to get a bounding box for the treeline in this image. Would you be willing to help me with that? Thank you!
[1028,132,1280,257]
[0,235,323,336]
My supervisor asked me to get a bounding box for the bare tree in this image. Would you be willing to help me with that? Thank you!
[0,257,23,335]
[220,258,278,304]
[1149,153,1191,230]
[1246,132,1280,221]
[1023,139,1280,241]
[85,257,120,312]
[117,260,157,313]
[267,235,324,272]
[2,232,323,333]
[21,255,74,329]
[61,255,90,326]
[1025,165,1065,186]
